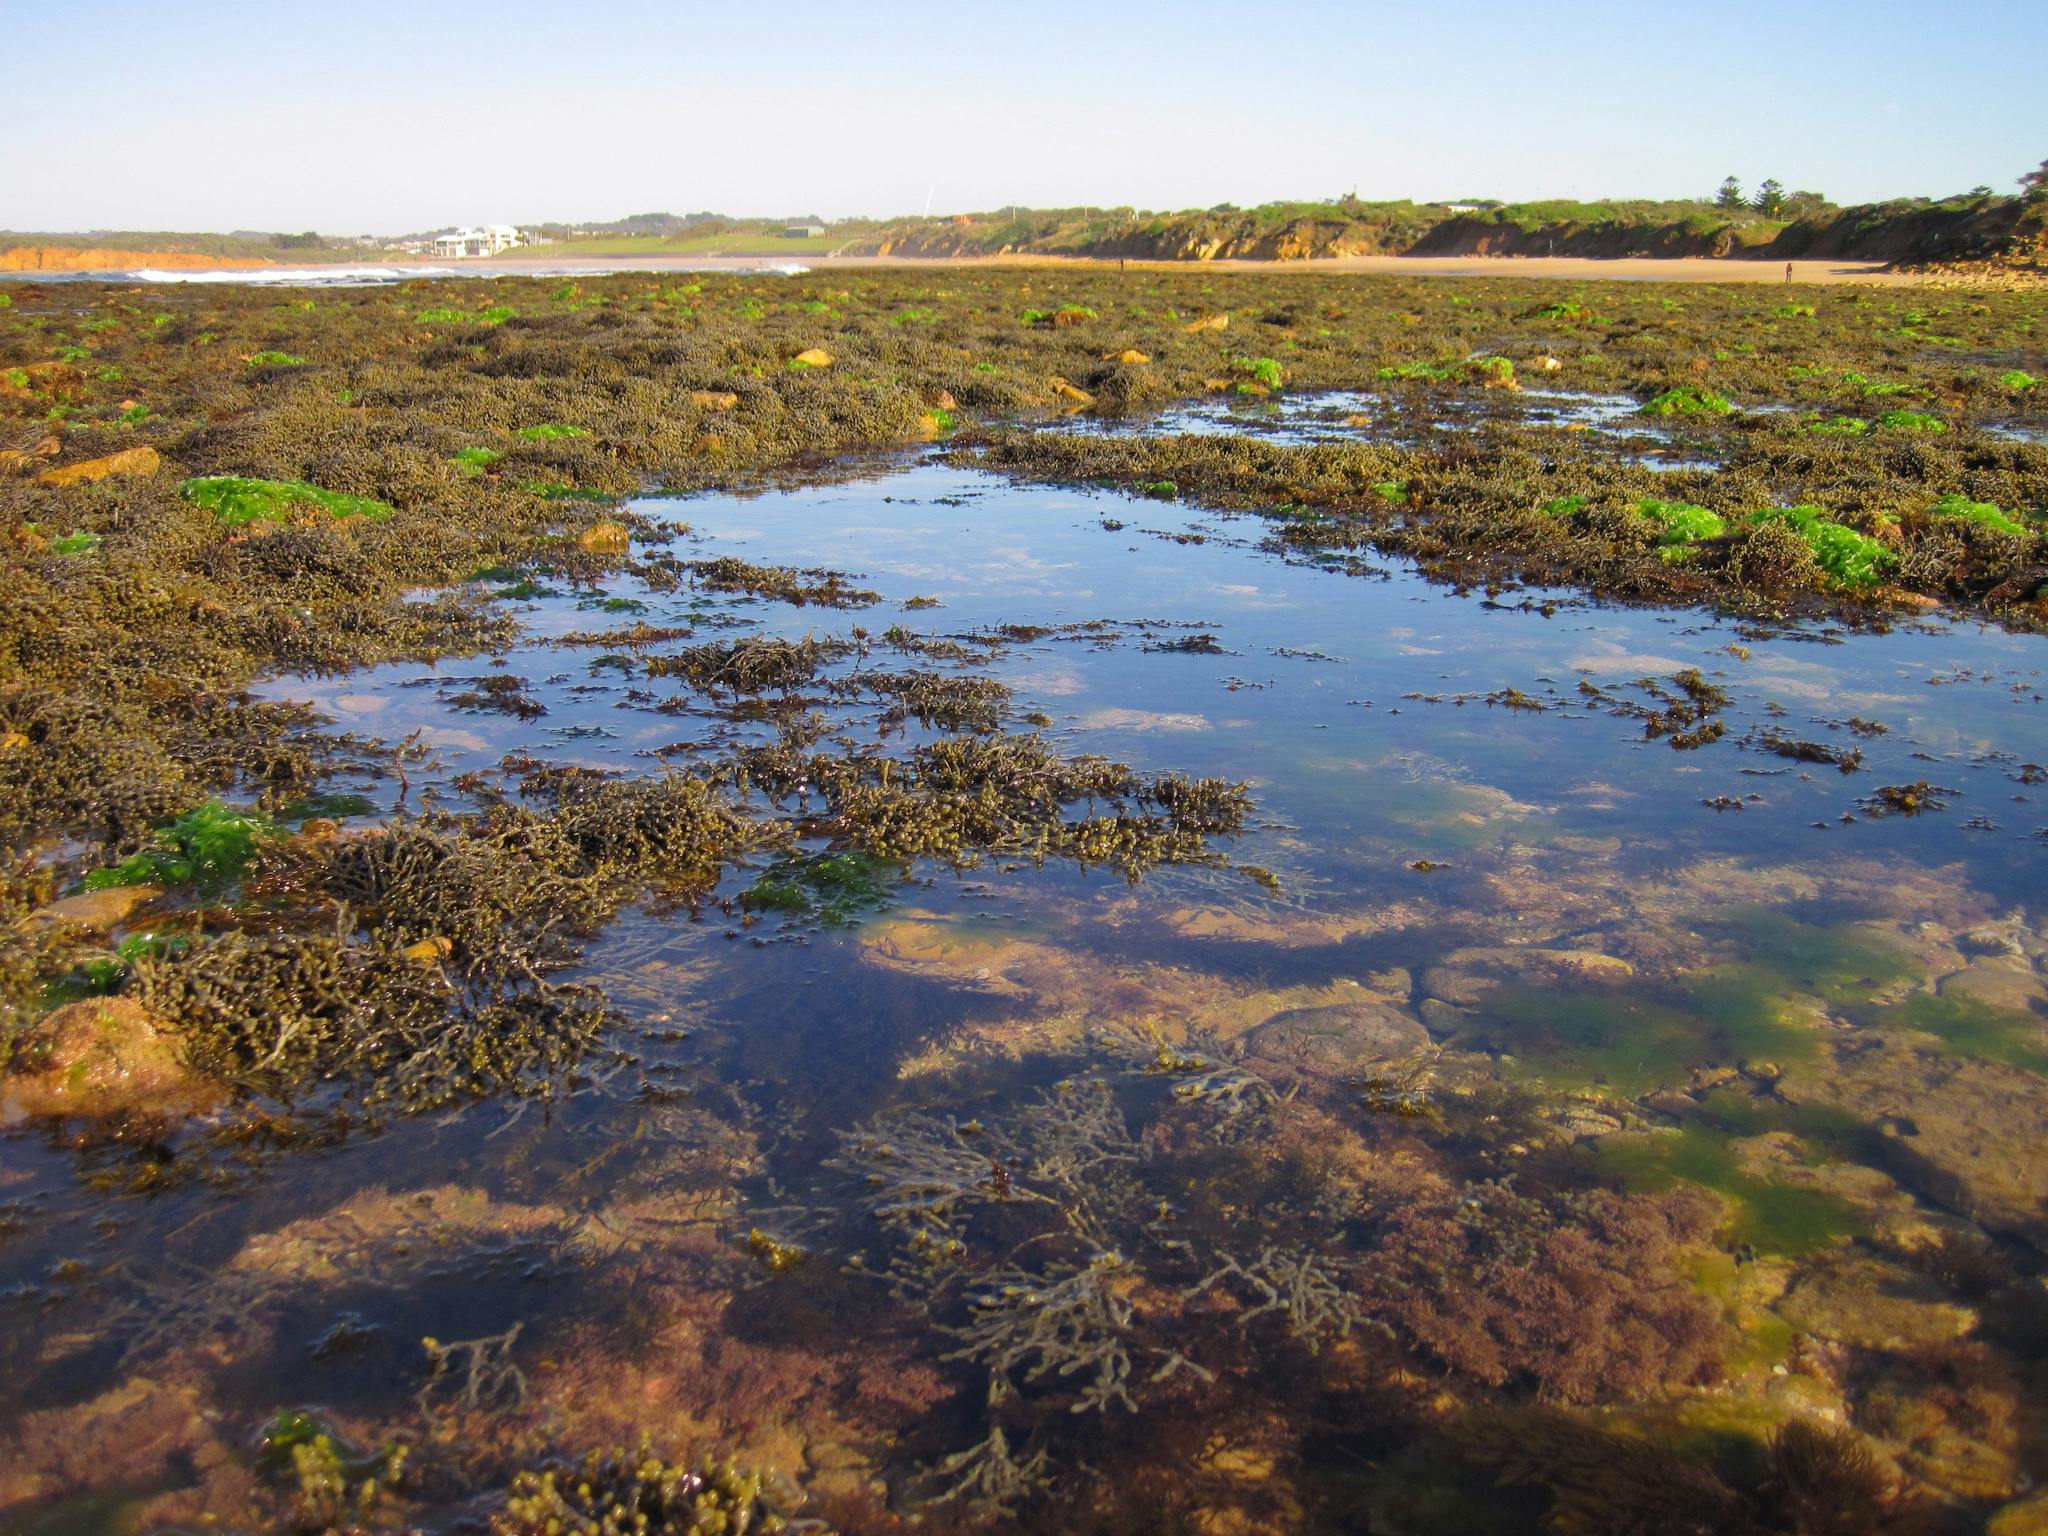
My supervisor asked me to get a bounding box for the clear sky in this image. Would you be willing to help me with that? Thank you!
[3,0,2043,234]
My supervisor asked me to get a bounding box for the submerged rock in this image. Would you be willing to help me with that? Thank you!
[1243,1000,1430,1082]
[1777,1252,1977,1350]
[1780,1040,2048,1250]
[2,997,219,1121]
[1420,944,1635,1007]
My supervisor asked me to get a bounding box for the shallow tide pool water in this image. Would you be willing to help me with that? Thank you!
[4,454,2046,1532]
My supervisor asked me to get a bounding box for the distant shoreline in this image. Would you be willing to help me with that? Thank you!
[0,249,1925,285]
[470,252,1915,284]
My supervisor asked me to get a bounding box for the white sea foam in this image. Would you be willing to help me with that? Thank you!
[125,265,463,286]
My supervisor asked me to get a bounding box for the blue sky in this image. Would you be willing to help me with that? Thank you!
[3,0,2043,233]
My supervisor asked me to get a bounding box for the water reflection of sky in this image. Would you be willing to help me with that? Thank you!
[266,458,2047,911]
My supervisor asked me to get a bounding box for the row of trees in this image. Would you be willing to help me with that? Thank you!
[1717,161,2047,218]
[1713,177,1827,217]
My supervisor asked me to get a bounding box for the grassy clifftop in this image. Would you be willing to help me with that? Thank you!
[841,194,2048,267]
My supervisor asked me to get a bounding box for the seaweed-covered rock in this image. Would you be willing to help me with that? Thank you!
[2,997,219,1120]
[1419,945,1635,1007]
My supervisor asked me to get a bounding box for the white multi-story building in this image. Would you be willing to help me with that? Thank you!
[430,225,523,258]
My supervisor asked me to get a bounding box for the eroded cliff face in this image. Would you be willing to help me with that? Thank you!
[0,247,275,272]
[847,198,2048,268]
[855,218,1402,262]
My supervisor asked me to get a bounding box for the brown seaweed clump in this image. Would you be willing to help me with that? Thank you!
[1453,1408,1925,1535]
[127,916,604,1110]
[734,732,1248,878]
[491,1441,816,1536]
[1366,1182,1727,1402]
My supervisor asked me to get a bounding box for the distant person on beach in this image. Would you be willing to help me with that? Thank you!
[1785,262,1793,283]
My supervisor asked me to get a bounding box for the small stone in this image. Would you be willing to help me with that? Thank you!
[1103,349,1150,364]
[689,390,739,412]
[402,936,454,964]
[790,348,834,368]
[27,884,161,935]
[1182,313,1229,333]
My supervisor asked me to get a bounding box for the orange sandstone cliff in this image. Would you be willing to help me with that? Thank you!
[0,247,276,272]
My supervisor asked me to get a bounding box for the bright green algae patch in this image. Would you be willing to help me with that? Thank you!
[179,475,396,526]
[515,423,589,441]
[1862,992,2048,1073]
[1877,409,1946,433]
[1637,497,1727,556]
[1639,386,1732,417]
[80,799,278,891]
[739,851,900,927]
[1447,966,1815,1101]
[1595,1123,1863,1256]
[1752,505,1895,589]
[1927,493,2031,536]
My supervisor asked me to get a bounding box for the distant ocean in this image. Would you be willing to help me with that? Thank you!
[0,261,812,288]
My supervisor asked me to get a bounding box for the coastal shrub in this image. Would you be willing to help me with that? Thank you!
[180,475,396,526]
[81,799,277,891]
[1639,386,1730,417]
[1753,505,1895,590]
